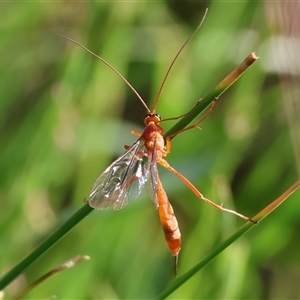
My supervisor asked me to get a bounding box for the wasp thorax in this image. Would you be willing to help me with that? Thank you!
[144,113,161,125]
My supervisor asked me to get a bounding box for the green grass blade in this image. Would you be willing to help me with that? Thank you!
[0,204,93,290]
[156,179,300,299]
[165,53,258,139]
[11,255,90,300]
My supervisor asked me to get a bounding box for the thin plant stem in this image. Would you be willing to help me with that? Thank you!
[166,52,258,139]
[156,179,300,300]
[11,255,90,300]
[0,53,258,291]
[0,204,93,290]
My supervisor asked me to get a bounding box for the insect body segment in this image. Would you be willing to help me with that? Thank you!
[156,174,181,274]
[144,113,161,125]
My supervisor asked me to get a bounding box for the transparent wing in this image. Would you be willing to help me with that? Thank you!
[88,139,149,210]
[145,140,159,209]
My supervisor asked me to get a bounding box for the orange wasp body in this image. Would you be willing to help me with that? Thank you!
[88,112,183,268]
[61,10,253,274]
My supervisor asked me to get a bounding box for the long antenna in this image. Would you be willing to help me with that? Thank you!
[152,8,208,112]
[58,34,151,113]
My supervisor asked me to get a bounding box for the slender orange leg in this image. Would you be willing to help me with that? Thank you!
[167,98,218,140]
[158,158,257,223]
[160,98,203,123]
[164,135,172,155]
[131,130,142,137]
[156,174,181,276]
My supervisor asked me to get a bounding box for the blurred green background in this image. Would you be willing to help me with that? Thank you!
[1,1,299,299]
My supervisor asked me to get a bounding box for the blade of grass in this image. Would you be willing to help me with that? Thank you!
[11,255,90,300]
[166,52,258,139]
[0,53,258,291]
[0,204,93,290]
[156,179,300,300]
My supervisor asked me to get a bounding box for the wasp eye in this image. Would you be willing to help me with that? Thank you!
[154,113,161,120]
[144,113,161,124]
